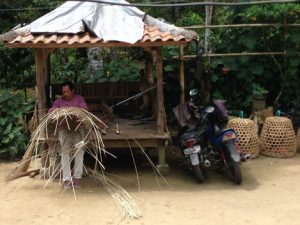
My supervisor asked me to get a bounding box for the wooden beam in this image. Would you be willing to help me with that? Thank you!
[142,47,155,55]
[179,46,185,104]
[156,47,166,134]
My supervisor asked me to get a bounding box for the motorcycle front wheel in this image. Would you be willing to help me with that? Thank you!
[192,164,204,183]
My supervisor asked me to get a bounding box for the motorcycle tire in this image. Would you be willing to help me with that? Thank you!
[224,142,242,184]
[192,164,204,183]
[229,158,242,185]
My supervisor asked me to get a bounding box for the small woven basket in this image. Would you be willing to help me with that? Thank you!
[260,117,296,158]
[228,118,259,158]
[297,128,300,152]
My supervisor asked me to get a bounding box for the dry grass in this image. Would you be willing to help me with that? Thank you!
[88,168,141,219]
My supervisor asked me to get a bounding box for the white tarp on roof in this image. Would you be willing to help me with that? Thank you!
[30,0,145,44]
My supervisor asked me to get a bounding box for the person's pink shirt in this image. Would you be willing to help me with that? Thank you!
[48,95,88,113]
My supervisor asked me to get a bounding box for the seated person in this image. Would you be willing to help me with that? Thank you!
[49,81,88,189]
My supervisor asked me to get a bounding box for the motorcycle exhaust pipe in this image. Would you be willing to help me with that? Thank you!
[240,153,251,162]
[204,159,211,168]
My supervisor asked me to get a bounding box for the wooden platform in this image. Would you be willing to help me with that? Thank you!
[101,118,170,148]
[40,117,170,174]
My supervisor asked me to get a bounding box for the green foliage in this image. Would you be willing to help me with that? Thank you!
[0,1,65,90]
[104,58,140,82]
[1,1,300,119]
[0,90,34,157]
[176,11,204,27]
[208,3,300,112]
[51,49,89,84]
[239,3,300,22]
[0,48,35,89]
[50,48,141,84]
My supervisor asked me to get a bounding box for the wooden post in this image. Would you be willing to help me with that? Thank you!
[155,47,169,175]
[16,49,50,174]
[156,47,165,134]
[35,49,48,121]
[145,52,154,85]
[44,51,51,108]
[179,46,185,104]
[145,51,158,118]
[35,49,52,172]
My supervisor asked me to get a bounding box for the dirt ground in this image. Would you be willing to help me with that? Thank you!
[1,151,300,225]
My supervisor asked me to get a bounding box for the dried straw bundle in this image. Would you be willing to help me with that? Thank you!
[27,102,39,133]
[13,107,141,219]
[16,107,108,174]
[89,169,141,219]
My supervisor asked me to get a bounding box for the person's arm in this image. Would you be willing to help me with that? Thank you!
[78,96,88,110]
[48,98,61,113]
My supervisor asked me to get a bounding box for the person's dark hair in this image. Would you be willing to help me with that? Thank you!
[61,81,75,91]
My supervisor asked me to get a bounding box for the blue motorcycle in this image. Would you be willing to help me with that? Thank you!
[174,89,249,184]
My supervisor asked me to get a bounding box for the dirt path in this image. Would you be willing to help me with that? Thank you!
[1,154,300,225]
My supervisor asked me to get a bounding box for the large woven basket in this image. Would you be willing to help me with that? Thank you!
[228,118,259,158]
[297,128,300,152]
[260,117,296,158]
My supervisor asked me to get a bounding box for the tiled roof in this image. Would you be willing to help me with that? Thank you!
[6,26,192,46]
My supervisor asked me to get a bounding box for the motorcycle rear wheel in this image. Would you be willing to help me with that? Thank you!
[229,158,242,185]
[224,142,242,184]
[192,165,204,183]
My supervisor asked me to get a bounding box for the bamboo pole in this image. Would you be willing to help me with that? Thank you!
[179,46,185,104]
[204,4,213,56]
[175,51,287,59]
[7,169,40,181]
[181,23,300,29]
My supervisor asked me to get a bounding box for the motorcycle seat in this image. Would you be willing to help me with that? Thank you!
[215,128,232,137]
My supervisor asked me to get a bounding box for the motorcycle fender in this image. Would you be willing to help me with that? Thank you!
[225,142,240,162]
[189,153,200,166]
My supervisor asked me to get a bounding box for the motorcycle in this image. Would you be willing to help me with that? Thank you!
[173,89,250,184]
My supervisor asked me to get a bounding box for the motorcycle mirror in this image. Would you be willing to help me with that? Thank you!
[189,89,199,96]
[205,106,215,114]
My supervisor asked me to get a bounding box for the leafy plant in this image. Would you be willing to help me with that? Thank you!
[0,90,34,158]
[104,58,140,82]
[252,84,269,97]
[207,3,300,112]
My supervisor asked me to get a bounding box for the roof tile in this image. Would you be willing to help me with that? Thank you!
[6,26,192,46]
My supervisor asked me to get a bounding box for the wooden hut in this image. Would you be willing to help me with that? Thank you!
[0,1,198,174]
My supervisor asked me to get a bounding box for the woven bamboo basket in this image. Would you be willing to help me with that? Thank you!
[260,117,296,158]
[297,128,300,152]
[228,118,259,158]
